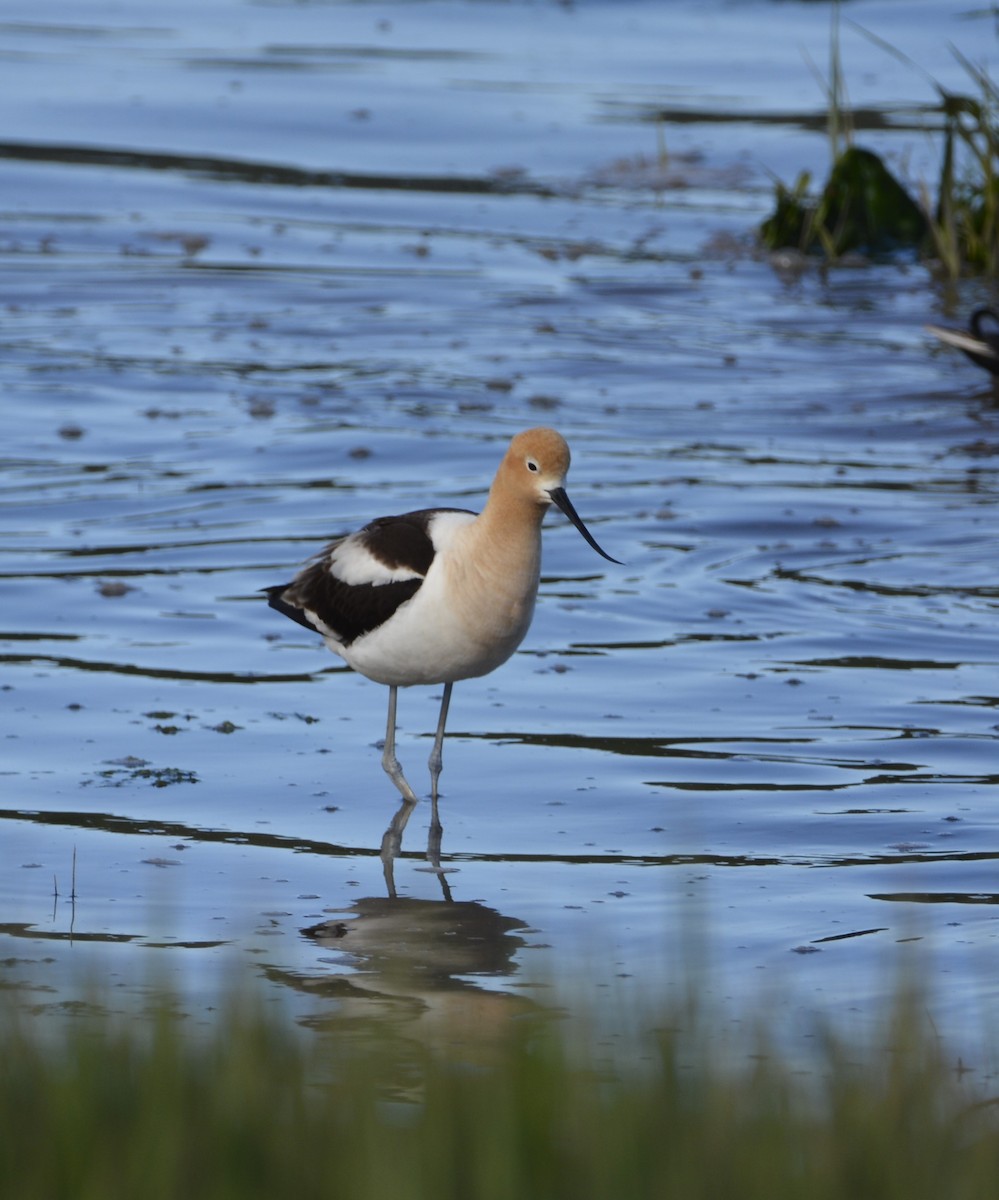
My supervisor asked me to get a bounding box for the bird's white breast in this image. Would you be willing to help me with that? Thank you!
[340,509,540,687]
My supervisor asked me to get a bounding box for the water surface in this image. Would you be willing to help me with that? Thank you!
[2,0,998,1068]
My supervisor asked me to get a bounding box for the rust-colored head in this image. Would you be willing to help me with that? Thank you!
[500,427,571,503]
[494,427,620,564]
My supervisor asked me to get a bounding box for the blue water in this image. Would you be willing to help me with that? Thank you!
[2,0,998,1069]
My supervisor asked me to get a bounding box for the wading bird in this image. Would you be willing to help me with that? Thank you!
[265,427,619,803]
[926,307,999,375]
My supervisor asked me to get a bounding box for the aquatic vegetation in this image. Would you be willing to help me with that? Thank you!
[760,12,999,276]
[929,54,999,277]
[760,147,928,260]
[84,758,199,788]
[1,983,997,1200]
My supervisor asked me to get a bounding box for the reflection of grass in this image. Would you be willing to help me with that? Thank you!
[2,983,998,1199]
[760,5,998,277]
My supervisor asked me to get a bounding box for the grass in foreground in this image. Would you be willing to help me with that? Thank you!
[1,986,998,1200]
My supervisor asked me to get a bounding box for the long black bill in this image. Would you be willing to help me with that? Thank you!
[548,487,622,564]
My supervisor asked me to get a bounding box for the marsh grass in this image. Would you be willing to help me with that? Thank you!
[760,5,999,277]
[2,981,998,1200]
[928,51,999,278]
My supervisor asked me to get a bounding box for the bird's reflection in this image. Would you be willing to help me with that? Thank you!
[303,893,528,988]
[280,796,537,1054]
[380,795,452,900]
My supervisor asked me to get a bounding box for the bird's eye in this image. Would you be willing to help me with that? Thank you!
[526,459,539,472]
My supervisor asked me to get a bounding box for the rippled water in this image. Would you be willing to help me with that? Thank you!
[2,0,998,1064]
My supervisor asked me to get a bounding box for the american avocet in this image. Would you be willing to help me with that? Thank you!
[264,427,619,804]
[926,307,999,375]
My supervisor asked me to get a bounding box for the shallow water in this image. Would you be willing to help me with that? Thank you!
[2,0,999,1066]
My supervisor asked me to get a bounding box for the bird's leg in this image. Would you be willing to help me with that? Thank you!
[427,682,453,803]
[381,685,419,804]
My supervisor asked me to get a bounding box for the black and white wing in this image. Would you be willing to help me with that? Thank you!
[264,508,473,647]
